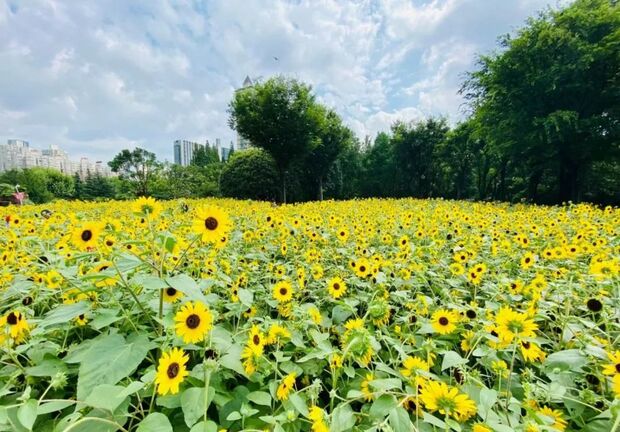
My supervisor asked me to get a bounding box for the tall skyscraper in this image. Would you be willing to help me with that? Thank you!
[236,76,254,151]
[173,139,204,166]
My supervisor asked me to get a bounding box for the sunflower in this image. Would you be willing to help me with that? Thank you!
[174,301,213,344]
[431,309,458,335]
[419,380,476,422]
[163,286,184,303]
[155,347,189,395]
[521,252,535,269]
[308,405,329,432]
[354,258,372,278]
[612,375,620,398]
[45,270,63,289]
[520,340,546,362]
[537,406,567,431]
[495,306,538,344]
[5,311,29,343]
[71,222,102,251]
[192,206,231,243]
[360,373,374,401]
[327,276,347,299]
[340,318,374,366]
[276,373,296,401]
[401,356,430,386]
[602,350,620,376]
[273,281,293,303]
[266,324,291,345]
[247,325,265,357]
[308,307,322,325]
[132,196,162,219]
[473,424,492,432]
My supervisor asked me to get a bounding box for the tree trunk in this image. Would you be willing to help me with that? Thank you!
[527,170,542,202]
[318,177,324,201]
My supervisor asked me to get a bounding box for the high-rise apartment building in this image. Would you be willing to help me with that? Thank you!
[236,76,254,151]
[173,139,204,166]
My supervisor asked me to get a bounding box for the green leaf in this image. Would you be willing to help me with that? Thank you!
[76,333,153,400]
[137,413,173,432]
[369,394,397,420]
[36,302,89,329]
[441,351,468,370]
[166,274,205,301]
[17,400,37,431]
[89,309,122,330]
[190,421,218,432]
[388,406,412,432]
[247,391,271,406]
[226,411,241,421]
[237,288,253,306]
[37,400,74,415]
[25,357,67,377]
[287,393,309,417]
[181,387,215,428]
[330,404,356,432]
[84,384,127,412]
[422,411,446,429]
[544,349,587,371]
[479,388,497,420]
[369,378,402,391]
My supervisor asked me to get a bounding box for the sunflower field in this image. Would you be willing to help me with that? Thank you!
[0,198,619,432]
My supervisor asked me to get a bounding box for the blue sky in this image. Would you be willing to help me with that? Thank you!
[0,0,569,162]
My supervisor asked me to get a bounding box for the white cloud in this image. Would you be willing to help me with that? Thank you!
[0,0,561,159]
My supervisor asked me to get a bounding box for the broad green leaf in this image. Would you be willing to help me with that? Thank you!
[84,384,128,412]
[181,387,215,428]
[479,388,497,420]
[544,349,587,371]
[25,357,67,377]
[137,413,173,432]
[369,378,402,391]
[37,400,74,415]
[76,333,153,400]
[36,302,89,329]
[369,394,397,420]
[247,391,271,406]
[190,420,218,432]
[17,400,37,431]
[330,404,356,432]
[441,351,468,370]
[388,406,412,432]
[166,274,205,301]
[226,411,242,421]
[287,393,309,417]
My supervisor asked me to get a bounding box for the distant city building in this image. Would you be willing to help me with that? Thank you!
[0,139,113,178]
[235,76,254,150]
[220,141,234,162]
[173,139,204,166]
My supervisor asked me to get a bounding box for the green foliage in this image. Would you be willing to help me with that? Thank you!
[0,168,75,203]
[108,148,160,196]
[228,76,322,202]
[220,148,279,201]
[192,146,220,167]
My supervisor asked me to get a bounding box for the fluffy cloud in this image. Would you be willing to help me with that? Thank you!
[0,0,560,161]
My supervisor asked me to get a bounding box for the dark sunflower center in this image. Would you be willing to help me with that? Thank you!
[253,334,260,345]
[439,317,449,326]
[466,310,476,319]
[99,266,109,272]
[279,287,288,296]
[359,266,366,272]
[166,287,177,296]
[204,217,218,230]
[586,298,602,312]
[333,283,340,291]
[7,312,18,325]
[167,362,180,379]
[81,230,93,242]
[522,341,531,349]
[186,314,200,329]
[615,363,620,373]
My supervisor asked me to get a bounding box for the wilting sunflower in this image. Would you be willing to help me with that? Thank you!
[276,373,296,401]
[273,281,293,303]
[174,301,213,344]
[431,309,459,335]
[155,347,189,395]
[192,206,231,243]
[132,196,162,219]
[327,276,347,299]
[163,286,184,303]
[71,222,102,251]
[360,373,375,401]
[419,380,476,422]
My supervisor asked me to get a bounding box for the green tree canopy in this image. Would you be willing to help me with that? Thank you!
[220,148,279,201]
[228,76,322,202]
[108,148,160,197]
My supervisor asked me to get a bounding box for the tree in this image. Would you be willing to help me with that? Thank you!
[228,76,322,203]
[0,168,74,203]
[391,118,449,198]
[108,148,160,196]
[305,108,352,200]
[220,148,280,201]
[463,0,620,202]
[191,146,219,167]
[361,132,398,197]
